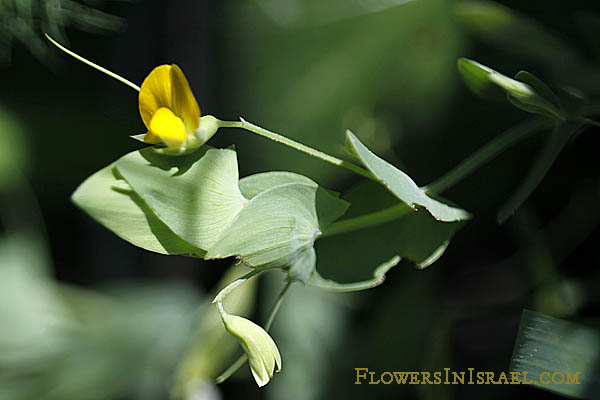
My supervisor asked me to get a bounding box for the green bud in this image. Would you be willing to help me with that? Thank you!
[219,306,281,387]
[194,115,220,145]
[457,58,565,120]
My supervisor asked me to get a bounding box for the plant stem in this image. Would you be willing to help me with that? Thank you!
[265,280,293,330]
[222,116,549,237]
[212,270,261,305]
[322,203,411,237]
[572,115,600,128]
[425,118,549,195]
[45,34,141,92]
[219,119,374,181]
[215,279,294,384]
[214,355,247,385]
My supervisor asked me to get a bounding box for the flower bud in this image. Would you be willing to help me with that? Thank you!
[194,115,220,145]
[220,311,281,387]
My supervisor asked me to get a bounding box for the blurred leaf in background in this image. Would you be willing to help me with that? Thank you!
[510,310,600,399]
[172,264,258,400]
[0,0,125,65]
[0,226,205,400]
[263,272,353,400]
[0,105,30,189]
[454,0,581,71]
[256,0,416,28]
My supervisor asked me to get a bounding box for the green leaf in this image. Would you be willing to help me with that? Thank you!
[207,170,348,282]
[507,70,564,119]
[115,147,246,252]
[510,310,600,398]
[76,147,349,283]
[345,130,470,222]
[313,187,350,229]
[239,171,349,229]
[514,71,561,110]
[72,163,203,256]
[239,171,316,199]
[289,247,317,284]
[205,183,322,282]
[213,170,348,282]
[457,58,565,120]
[307,255,400,292]
[315,181,464,286]
[497,120,586,223]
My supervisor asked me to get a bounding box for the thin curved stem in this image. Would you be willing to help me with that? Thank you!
[572,115,600,128]
[213,269,261,313]
[45,34,141,92]
[218,119,374,181]
[215,355,247,385]
[215,279,294,384]
[425,118,549,195]
[265,280,293,330]
[323,203,411,237]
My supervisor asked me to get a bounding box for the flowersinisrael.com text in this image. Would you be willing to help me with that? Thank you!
[354,368,580,385]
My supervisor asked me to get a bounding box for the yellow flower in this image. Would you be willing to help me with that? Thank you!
[139,64,218,153]
[43,36,220,153]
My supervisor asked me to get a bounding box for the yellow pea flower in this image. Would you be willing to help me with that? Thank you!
[44,35,219,154]
[139,64,219,153]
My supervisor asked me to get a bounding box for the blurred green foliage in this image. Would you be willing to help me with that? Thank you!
[0,106,29,188]
[0,0,125,65]
[511,310,600,398]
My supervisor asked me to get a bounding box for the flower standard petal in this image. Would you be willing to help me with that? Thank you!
[139,65,173,133]
[170,64,201,132]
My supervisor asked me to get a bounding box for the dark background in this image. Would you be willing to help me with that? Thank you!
[1,0,600,399]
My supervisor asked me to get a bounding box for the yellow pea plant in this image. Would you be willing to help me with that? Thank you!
[46,32,600,391]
